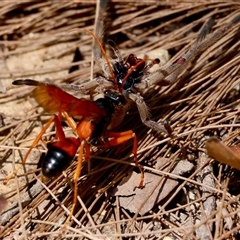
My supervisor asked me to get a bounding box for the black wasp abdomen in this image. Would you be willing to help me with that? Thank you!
[41,137,79,179]
[41,145,73,178]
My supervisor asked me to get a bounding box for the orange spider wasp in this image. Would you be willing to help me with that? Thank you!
[6,1,240,224]
[7,28,161,220]
[9,78,144,220]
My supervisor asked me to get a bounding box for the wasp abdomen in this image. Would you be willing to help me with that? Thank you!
[42,137,79,179]
[42,146,73,178]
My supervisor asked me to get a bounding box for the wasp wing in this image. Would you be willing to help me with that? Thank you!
[13,79,106,119]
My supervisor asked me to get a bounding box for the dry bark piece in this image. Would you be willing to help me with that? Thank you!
[1,181,44,226]
[0,195,7,214]
[0,195,7,228]
[206,137,240,170]
[114,160,194,215]
[1,1,240,238]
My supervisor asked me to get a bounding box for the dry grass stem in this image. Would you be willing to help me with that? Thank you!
[0,1,240,239]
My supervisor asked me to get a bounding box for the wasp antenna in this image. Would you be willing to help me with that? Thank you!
[85,29,117,89]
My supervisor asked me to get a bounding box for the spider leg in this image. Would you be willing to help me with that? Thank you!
[93,0,108,62]
[128,92,169,134]
[135,13,240,91]
[56,76,114,95]
[56,0,114,95]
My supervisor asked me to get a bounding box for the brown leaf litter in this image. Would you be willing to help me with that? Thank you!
[0,1,240,239]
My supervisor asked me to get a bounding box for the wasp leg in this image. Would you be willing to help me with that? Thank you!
[4,115,57,185]
[103,130,144,188]
[63,140,90,226]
